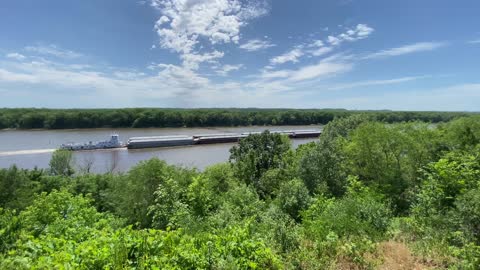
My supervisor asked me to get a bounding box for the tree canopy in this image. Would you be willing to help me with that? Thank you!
[1,115,480,268]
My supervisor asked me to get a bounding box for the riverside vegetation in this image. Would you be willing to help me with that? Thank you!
[0,108,473,129]
[1,114,480,269]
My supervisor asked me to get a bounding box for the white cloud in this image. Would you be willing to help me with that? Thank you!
[0,45,353,107]
[24,44,83,59]
[364,42,446,59]
[268,23,372,67]
[216,64,243,76]
[310,46,333,57]
[5,53,26,61]
[468,39,480,44]
[239,39,275,51]
[260,56,353,83]
[287,60,352,82]
[270,48,304,65]
[327,24,374,46]
[327,36,342,46]
[308,40,324,47]
[181,50,224,70]
[259,69,291,80]
[3,48,478,110]
[327,76,427,90]
[152,0,268,69]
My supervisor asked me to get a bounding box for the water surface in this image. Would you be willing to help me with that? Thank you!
[0,125,321,172]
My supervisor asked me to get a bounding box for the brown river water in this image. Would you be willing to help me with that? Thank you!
[0,125,322,173]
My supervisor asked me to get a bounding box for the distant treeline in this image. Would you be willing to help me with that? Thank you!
[0,108,475,129]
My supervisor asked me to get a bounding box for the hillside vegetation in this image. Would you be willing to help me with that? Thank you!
[1,115,480,269]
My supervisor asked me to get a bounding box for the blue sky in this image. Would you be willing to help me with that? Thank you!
[0,0,479,110]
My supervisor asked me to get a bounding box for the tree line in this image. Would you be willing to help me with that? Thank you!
[0,108,474,129]
[1,114,480,268]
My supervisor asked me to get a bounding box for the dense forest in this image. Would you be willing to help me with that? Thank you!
[0,108,475,129]
[1,115,480,269]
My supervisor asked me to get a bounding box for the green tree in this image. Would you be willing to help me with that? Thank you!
[441,116,480,150]
[275,178,311,222]
[49,149,74,176]
[109,158,196,228]
[343,121,439,212]
[229,131,291,196]
[298,114,371,196]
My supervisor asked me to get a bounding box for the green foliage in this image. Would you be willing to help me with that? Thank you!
[49,149,74,176]
[1,115,480,268]
[303,177,391,242]
[275,178,311,221]
[401,149,480,269]
[441,116,480,150]
[0,208,20,253]
[1,108,469,129]
[298,114,371,196]
[298,177,391,268]
[229,130,291,196]
[412,151,480,223]
[68,173,115,212]
[455,187,480,243]
[109,158,196,228]
[0,166,38,210]
[343,121,440,212]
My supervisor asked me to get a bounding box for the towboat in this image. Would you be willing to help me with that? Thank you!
[60,134,124,151]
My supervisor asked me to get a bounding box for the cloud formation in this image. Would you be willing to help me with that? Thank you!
[269,24,373,66]
[327,76,427,90]
[5,53,26,61]
[24,44,83,59]
[270,48,304,65]
[364,42,446,59]
[152,0,268,70]
[239,39,275,51]
[215,64,243,76]
[327,24,374,46]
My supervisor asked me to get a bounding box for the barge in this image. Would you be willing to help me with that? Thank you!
[126,129,321,149]
[195,134,248,144]
[127,135,194,149]
[60,129,322,151]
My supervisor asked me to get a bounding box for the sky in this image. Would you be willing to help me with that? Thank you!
[0,0,479,110]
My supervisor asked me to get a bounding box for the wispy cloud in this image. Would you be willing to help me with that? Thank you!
[215,64,243,76]
[468,39,480,44]
[268,23,373,66]
[24,44,83,59]
[260,55,353,83]
[363,42,446,59]
[270,48,304,65]
[309,46,333,57]
[327,76,427,90]
[326,24,374,46]
[5,53,26,61]
[239,39,275,51]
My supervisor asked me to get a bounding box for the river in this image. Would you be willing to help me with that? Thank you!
[0,125,322,173]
